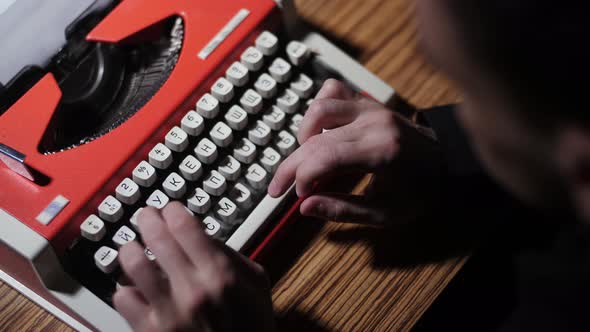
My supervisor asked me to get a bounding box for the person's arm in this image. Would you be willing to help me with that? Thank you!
[268,79,449,225]
[418,104,486,178]
[269,80,518,262]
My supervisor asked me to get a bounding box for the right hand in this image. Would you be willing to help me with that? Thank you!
[268,79,444,225]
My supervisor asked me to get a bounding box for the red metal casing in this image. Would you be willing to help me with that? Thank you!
[0,0,296,257]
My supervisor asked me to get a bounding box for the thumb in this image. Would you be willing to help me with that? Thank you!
[315,79,357,101]
[300,193,384,225]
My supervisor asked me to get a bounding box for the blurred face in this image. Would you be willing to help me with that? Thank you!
[414,0,569,211]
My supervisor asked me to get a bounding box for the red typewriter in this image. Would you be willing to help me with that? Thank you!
[0,0,395,330]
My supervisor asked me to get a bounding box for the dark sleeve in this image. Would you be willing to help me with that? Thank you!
[418,104,531,225]
[412,109,590,332]
[405,104,535,253]
[418,104,484,178]
[418,104,514,223]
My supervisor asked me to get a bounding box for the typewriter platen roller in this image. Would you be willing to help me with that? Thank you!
[42,18,184,154]
[2,0,184,154]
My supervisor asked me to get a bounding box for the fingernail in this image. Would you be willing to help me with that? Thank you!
[268,181,279,197]
[295,187,303,197]
[301,202,321,217]
[296,185,311,198]
[309,203,324,217]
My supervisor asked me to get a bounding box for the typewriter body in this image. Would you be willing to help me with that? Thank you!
[0,0,394,330]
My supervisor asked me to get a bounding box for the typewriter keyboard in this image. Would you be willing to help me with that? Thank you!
[64,31,322,305]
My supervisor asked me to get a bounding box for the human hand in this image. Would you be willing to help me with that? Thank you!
[113,202,275,332]
[268,79,444,225]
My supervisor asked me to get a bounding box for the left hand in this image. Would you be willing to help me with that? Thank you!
[113,202,275,332]
[268,79,444,226]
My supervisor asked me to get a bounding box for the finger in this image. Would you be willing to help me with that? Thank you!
[294,140,359,197]
[268,139,310,197]
[300,193,384,225]
[314,79,356,101]
[119,241,170,311]
[113,287,154,332]
[138,207,194,285]
[298,99,361,144]
[268,126,356,197]
[161,202,218,273]
[215,242,268,289]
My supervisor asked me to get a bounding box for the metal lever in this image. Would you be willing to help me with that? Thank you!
[0,143,34,181]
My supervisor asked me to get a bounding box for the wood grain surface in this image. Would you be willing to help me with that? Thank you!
[0,0,463,331]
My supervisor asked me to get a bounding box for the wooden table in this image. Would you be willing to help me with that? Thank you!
[0,0,464,331]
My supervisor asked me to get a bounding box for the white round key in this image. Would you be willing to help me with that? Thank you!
[262,106,286,131]
[165,126,189,152]
[146,189,170,209]
[260,147,282,173]
[81,215,106,242]
[255,31,279,55]
[254,73,277,99]
[149,143,173,169]
[94,246,118,273]
[211,77,234,103]
[275,130,297,155]
[218,155,241,181]
[290,73,314,99]
[98,195,124,222]
[163,172,187,199]
[196,93,220,119]
[181,111,205,136]
[112,225,137,248]
[248,120,272,146]
[229,183,253,209]
[179,155,203,181]
[240,46,264,71]
[216,197,238,224]
[130,208,143,231]
[246,163,268,190]
[289,113,304,135]
[224,105,248,130]
[187,188,211,214]
[133,161,157,187]
[195,138,218,164]
[286,41,310,66]
[269,57,292,83]
[116,178,140,205]
[144,247,156,261]
[203,170,227,196]
[184,206,195,216]
[233,138,257,164]
[277,89,300,114]
[209,122,233,147]
[202,216,223,237]
[226,61,249,87]
[240,89,263,114]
